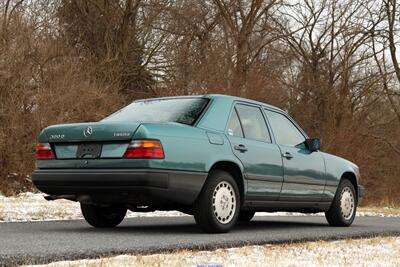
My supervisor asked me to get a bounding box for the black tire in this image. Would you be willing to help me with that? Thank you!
[325,179,357,226]
[193,170,240,233]
[81,203,127,228]
[238,210,256,222]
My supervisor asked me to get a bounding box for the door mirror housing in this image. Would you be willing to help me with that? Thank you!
[305,138,321,152]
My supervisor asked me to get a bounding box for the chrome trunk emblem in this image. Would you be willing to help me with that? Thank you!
[83,126,93,137]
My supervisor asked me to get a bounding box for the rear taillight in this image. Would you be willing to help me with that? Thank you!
[123,140,164,159]
[35,143,55,160]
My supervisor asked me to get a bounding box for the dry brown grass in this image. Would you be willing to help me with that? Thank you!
[358,206,400,217]
[26,236,400,267]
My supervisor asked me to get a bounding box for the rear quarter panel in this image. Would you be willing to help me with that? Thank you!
[134,123,244,204]
[134,123,242,173]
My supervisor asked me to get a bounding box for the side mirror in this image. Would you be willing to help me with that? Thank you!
[305,138,321,152]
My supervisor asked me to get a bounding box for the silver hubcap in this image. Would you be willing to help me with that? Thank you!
[340,187,355,220]
[212,181,236,224]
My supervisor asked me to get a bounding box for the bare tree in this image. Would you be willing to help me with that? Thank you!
[276,0,383,147]
[213,0,281,95]
[385,0,400,84]
[0,0,399,204]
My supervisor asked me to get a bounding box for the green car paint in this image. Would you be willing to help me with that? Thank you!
[32,94,363,212]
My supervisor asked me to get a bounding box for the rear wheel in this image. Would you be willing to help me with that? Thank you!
[238,210,256,222]
[194,170,240,233]
[325,179,357,226]
[81,203,127,228]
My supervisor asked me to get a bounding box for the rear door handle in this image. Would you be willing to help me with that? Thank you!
[282,152,293,159]
[234,144,248,152]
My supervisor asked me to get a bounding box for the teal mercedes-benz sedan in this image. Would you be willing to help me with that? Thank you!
[32,94,364,233]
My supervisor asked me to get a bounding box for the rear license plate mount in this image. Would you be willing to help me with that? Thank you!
[76,143,102,159]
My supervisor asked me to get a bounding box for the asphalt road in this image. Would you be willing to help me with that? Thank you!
[1,216,400,266]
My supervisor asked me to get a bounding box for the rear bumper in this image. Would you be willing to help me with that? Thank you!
[32,169,208,205]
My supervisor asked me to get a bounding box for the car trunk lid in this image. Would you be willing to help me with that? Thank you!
[43,122,141,159]
[45,121,140,142]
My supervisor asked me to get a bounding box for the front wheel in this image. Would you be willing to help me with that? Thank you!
[194,170,240,233]
[81,203,127,228]
[325,179,357,226]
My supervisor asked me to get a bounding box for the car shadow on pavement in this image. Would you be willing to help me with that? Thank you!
[49,217,329,235]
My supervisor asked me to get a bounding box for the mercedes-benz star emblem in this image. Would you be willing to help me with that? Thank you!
[83,126,93,137]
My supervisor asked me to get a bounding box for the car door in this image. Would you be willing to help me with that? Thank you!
[226,103,284,201]
[264,109,326,202]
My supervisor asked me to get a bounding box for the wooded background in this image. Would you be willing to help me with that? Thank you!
[1,0,399,205]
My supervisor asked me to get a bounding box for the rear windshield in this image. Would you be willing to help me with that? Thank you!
[103,97,209,125]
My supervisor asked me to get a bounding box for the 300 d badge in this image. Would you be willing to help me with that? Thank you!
[49,134,65,139]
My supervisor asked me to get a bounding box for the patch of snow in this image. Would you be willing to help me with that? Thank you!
[0,193,188,222]
[1,193,398,222]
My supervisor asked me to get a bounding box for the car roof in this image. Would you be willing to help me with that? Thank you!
[204,94,285,113]
[134,94,285,113]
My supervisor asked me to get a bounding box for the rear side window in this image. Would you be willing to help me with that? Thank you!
[227,109,244,138]
[103,98,209,125]
[235,104,271,142]
[264,109,305,146]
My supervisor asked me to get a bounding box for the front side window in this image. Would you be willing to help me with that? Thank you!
[103,98,209,125]
[235,104,271,142]
[264,110,305,146]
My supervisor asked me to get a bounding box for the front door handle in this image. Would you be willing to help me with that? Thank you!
[282,152,293,159]
[234,144,248,152]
